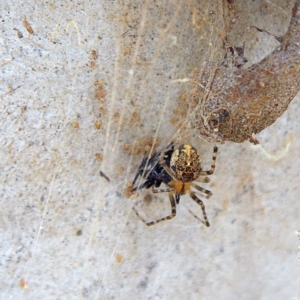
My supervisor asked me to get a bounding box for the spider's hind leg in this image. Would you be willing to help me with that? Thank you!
[132,192,177,226]
[189,191,210,227]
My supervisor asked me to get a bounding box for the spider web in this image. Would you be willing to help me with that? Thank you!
[0,0,299,300]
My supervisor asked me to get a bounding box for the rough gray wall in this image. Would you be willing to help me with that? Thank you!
[1,0,299,299]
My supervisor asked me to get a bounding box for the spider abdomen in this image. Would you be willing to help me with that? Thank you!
[170,144,203,182]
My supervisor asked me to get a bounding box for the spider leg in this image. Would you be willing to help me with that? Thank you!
[132,192,177,226]
[200,146,218,176]
[189,191,210,227]
[152,186,174,193]
[188,210,207,226]
[195,177,210,183]
[175,194,180,204]
[191,183,212,199]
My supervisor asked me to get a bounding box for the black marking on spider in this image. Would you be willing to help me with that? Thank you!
[132,144,174,192]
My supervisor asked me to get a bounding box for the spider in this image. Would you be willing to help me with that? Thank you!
[132,143,218,227]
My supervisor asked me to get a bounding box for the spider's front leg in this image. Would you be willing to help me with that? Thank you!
[191,183,212,199]
[200,146,218,176]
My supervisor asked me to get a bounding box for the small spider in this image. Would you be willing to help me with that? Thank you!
[132,143,218,227]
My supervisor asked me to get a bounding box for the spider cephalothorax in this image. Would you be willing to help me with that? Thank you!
[132,143,218,227]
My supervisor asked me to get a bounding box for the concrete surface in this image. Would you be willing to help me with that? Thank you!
[1,0,299,299]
